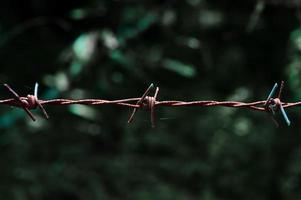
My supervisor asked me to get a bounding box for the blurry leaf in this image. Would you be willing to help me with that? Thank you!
[234,117,251,136]
[101,29,119,50]
[118,12,157,43]
[69,105,98,120]
[69,8,86,20]
[73,32,98,63]
[44,72,69,91]
[162,59,197,78]
[246,0,265,32]
[186,37,200,49]
[177,37,200,49]
[137,13,157,31]
[70,61,83,77]
[199,10,223,28]
[162,10,177,26]
[288,28,301,100]
[291,29,301,51]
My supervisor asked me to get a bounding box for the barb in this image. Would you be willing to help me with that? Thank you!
[4,84,36,121]
[0,82,298,127]
[128,83,154,124]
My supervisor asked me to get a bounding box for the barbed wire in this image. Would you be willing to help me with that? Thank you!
[0,81,298,127]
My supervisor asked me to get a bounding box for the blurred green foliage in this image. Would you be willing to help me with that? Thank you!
[0,0,301,199]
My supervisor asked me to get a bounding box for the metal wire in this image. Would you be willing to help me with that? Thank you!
[0,82,298,127]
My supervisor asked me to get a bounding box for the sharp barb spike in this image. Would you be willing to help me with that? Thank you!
[277,81,284,99]
[4,84,20,99]
[266,83,278,103]
[279,105,291,126]
[24,108,36,121]
[269,105,276,115]
[34,82,39,97]
[127,108,137,123]
[154,87,159,99]
[37,102,49,119]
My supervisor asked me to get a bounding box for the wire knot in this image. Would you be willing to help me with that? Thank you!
[21,95,38,109]
[143,96,156,108]
[128,83,159,127]
[265,98,280,114]
[271,98,282,108]
[264,81,290,126]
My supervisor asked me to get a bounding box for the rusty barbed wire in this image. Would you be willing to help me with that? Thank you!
[0,81,298,127]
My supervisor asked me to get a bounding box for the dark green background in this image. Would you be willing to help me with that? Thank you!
[1,0,301,199]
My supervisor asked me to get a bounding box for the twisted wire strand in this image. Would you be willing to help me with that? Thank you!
[2,99,298,110]
[0,82,298,127]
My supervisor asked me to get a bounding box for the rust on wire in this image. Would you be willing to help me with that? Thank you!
[0,82,297,127]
